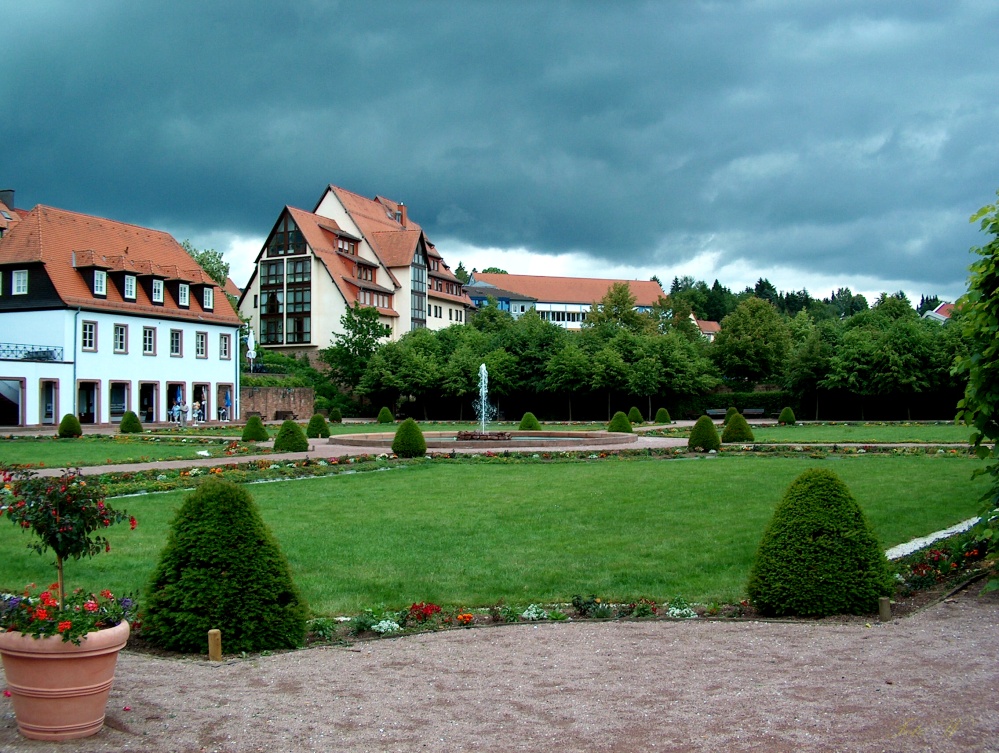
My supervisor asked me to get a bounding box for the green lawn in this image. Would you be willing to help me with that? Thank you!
[0,437,249,467]
[748,423,972,444]
[1,456,984,615]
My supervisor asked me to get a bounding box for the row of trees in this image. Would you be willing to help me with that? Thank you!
[318,283,965,422]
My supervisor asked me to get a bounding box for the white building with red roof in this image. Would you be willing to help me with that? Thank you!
[0,203,242,427]
[238,185,471,354]
[466,272,664,329]
[921,301,955,324]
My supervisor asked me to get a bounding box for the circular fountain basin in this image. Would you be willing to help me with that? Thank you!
[330,430,638,450]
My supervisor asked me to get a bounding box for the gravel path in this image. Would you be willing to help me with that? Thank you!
[3,583,998,753]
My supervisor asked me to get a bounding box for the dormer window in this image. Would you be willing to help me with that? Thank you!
[337,238,357,255]
[152,278,164,304]
[178,283,190,307]
[124,275,136,300]
[203,287,214,310]
[93,270,107,297]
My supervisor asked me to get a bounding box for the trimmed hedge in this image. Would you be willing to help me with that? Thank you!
[58,413,83,438]
[607,411,633,433]
[746,468,893,617]
[241,415,269,442]
[328,406,343,423]
[143,478,308,653]
[392,417,427,457]
[306,413,330,438]
[119,410,143,434]
[377,407,394,424]
[724,406,739,424]
[687,415,720,452]
[518,412,542,431]
[627,406,644,424]
[721,412,755,443]
[273,420,309,452]
[673,391,794,420]
[654,407,671,424]
[778,407,796,425]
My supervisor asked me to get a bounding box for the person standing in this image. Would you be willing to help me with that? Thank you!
[179,398,188,427]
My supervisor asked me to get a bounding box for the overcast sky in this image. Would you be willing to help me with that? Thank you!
[4,1,997,305]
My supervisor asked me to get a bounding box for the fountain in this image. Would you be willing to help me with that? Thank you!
[461,363,509,440]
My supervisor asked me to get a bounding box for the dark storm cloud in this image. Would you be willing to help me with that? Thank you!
[3,1,996,296]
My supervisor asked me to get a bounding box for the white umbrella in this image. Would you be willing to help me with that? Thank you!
[246,328,256,354]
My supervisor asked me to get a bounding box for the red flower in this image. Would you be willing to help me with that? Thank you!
[33,608,50,621]
[100,589,114,599]
[83,600,99,613]
[57,621,72,633]
[130,516,137,530]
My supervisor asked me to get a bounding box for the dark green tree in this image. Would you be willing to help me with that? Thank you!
[711,298,791,384]
[954,190,999,592]
[319,303,391,389]
[584,282,648,334]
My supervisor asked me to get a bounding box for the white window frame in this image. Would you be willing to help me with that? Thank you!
[13,269,28,295]
[124,275,136,300]
[178,283,190,307]
[220,333,231,360]
[94,270,107,296]
[204,287,214,309]
[81,321,97,351]
[195,331,207,359]
[170,329,182,357]
[113,323,128,354]
[142,326,156,355]
[152,278,164,303]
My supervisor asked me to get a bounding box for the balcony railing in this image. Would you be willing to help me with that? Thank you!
[0,343,65,361]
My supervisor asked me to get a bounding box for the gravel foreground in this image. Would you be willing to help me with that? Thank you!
[2,584,998,753]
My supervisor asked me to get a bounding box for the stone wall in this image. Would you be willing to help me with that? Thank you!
[239,387,315,421]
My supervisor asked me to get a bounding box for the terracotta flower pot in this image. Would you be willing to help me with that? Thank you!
[0,620,129,741]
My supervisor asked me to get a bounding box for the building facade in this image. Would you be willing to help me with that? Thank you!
[238,185,471,357]
[0,205,242,427]
[466,272,664,329]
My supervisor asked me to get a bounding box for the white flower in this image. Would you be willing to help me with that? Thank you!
[371,619,401,634]
[521,604,548,621]
[196,450,211,457]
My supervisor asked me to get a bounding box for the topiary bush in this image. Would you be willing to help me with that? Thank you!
[57,413,82,438]
[305,413,330,438]
[746,468,893,617]
[241,415,269,442]
[778,406,796,425]
[628,406,644,424]
[273,419,309,452]
[328,406,343,423]
[655,407,671,424]
[392,417,427,457]
[607,411,633,433]
[724,406,739,424]
[518,412,542,431]
[688,415,720,452]
[142,478,308,653]
[119,410,142,434]
[377,406,394,423]
[721,412,755,443]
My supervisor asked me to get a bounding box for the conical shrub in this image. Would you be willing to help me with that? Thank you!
[688,415,720,452]
[724,406,739,424]
[273,419,309,452]
[778,407,796,425]
[392,417,427,457]
[377,407,394,423]
[119,410,143,434]
[628,406,644,424]
[607,411,633,433]
[655,407,671,424]
[143,478,308,653]
[721,412,755,443]
[328,407,343,423]
[518,412,542,430]
[241,415,269,442]
[58,413,82,438]
[306,413,330,438]
[747,468,893,617]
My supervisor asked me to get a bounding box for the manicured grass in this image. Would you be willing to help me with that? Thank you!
[1,456,985,615]
[0,436,250,467]
[749,423,972,444]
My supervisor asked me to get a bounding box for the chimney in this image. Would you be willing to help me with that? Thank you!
[0,189,13,208]
[397,202,407,228]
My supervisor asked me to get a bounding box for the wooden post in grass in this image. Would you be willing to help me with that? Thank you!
[878,597,891,622]
[208,629,222,661]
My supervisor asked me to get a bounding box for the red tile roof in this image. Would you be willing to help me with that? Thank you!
[0,204,241,325]
[934,302,954,318]
[694,318,721,334]
[472,273,664,307]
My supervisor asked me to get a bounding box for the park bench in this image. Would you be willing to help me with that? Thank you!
[274,410,297,421]
[743,408,765,419]
[705,409,727,419]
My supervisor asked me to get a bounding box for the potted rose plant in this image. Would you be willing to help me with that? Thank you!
[0,465,136,741]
